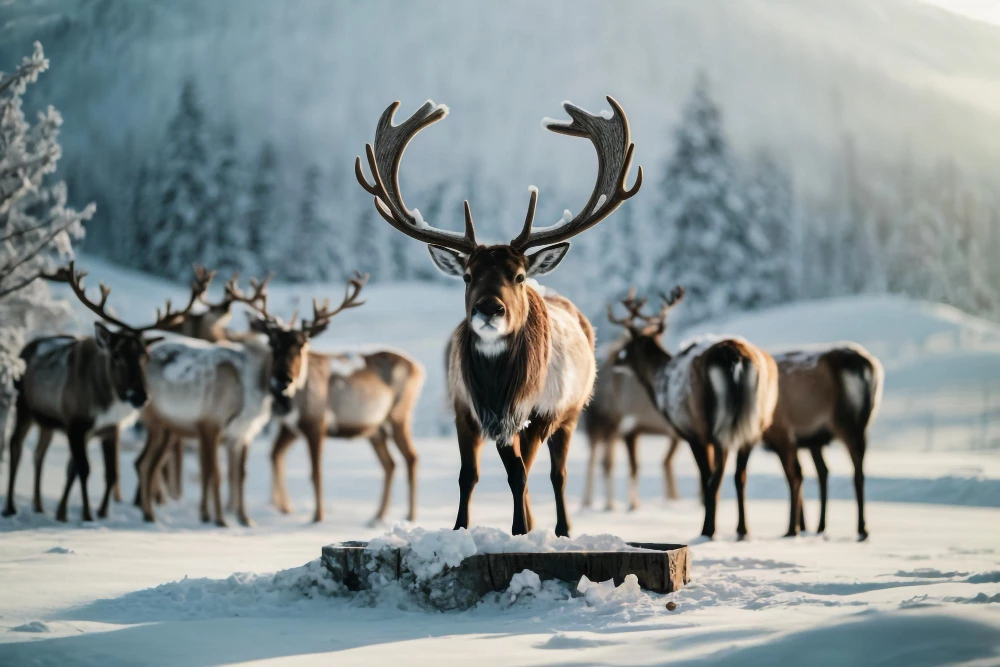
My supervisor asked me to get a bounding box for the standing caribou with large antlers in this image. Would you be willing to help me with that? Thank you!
[3,262,191,521]
[356,97,642,536]
[611,287,779,539]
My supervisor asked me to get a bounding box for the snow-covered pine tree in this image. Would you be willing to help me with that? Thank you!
[601,201,642,299]
[246,141,279,276]
[151,78,210,278]
[203,123,250,274]
[651,74,748,324]
[0,42,91,445]
[285,164,343,282]
[125,161,160,270]
[740,150,796,308]
[353,204,387,282]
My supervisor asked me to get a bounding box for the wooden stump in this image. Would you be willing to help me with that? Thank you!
[320,541,689,610]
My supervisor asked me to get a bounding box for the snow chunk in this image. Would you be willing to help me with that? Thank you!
[599,109,614,120]
[424,99,449,116]
[577,574,644,611]
[592,193,607,213]
[508,569,542,595]
[46,546,75,555]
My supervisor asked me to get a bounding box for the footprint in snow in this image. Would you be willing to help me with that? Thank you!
[46,546,75,555]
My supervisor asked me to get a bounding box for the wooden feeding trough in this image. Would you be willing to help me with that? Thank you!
[321,540,690,609]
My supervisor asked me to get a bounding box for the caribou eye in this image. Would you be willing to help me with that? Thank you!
[515,274,525,284]
[463,274,471,284]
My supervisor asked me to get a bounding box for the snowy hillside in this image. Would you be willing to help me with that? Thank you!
[3,0,1000,246]
[49,256,1000,450]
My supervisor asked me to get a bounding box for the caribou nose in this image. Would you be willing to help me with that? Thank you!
[473,298,505,320]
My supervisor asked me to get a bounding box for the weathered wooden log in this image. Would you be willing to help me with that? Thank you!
[320,541,689,609]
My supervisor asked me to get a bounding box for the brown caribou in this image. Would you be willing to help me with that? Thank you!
[269,342,424,525]
[582,291,682,511]
[611,287,779,539]
[3,263,191,521]
[767,344,883,540]
[355,97,642,536]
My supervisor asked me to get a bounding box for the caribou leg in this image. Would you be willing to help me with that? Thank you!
[844,430,868,540]
[55,456,77,523]
[65,424,93,522]
[734,445,752,540]
[663,438,680,501]
[304,419,326,523]
[601,430,617,511]
[270,424,298,514]
[32,427,53,513]
[624,431,640,511]
[497,440,529,536]
[810,445,829,534]
[548,419,575,538]
[389,419,419,522]
[2,402,32,517]
[235,442,254,527]
[97,429,119,519]
[453,406,483,531]
[368,430,396,526]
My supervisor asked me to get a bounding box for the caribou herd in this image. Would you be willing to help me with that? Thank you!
[2,96,882,541]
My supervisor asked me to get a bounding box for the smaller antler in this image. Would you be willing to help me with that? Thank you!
[607,288,650,331]
[224,273,272,314]
[44,261,189,332]
[301,271,369,338]
[656,285,685,320]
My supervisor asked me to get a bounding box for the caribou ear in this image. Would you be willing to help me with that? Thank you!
[94,322,114,349]
[428,245,467,277]
[525,242,570,277]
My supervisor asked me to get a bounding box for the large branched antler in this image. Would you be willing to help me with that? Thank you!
[43,262,190,333]
[355,101,477,254]
[511,96,642,252]
[301,271,369,338]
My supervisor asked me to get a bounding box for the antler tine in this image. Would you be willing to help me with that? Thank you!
[658,285,686,313]
[224,272,272,316]
[42,261,134,331]
[606,303,635,328]
[512,96,642,252]
[301,271,370,338]
[355,100,477,254]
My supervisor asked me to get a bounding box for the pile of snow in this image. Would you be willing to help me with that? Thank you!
[359,526,655,610]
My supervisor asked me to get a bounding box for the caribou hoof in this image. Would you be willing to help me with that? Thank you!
[366,516,384,529]
[858,531,869,542]
[627,502,639,513]
[1,506,15,518]
[238,515,255,528]
[33,501,44,514]
[142,512,156,523]
[215,518,229,528]
[783,530,799,538]
[55,509,68,523]
[82,511,94,522]
[737,532,749,542]
[97,508,109,520]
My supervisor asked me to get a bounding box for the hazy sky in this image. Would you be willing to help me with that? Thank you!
[917,0,1000,26]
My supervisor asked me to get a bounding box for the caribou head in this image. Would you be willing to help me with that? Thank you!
[45,262,198,408]
[609,286,685,385]
[247,272,368,414]
[355,97,642,352]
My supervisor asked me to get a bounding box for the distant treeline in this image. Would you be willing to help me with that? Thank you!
[102,76,1000,328]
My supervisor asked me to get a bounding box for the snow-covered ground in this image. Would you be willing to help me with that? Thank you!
[2,258,999,664]
[1,434,998,665]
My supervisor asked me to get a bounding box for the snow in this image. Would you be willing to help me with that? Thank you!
[2,434,998,664]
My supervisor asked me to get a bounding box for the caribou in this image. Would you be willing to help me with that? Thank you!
[582,291,682,512]
[270,343,424,525]
[133,273,366,526]
[611,287,779,539]
[154,270,271,502]
[767,344,883,540]
[3,263,191,521]
[355,96,642,536]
